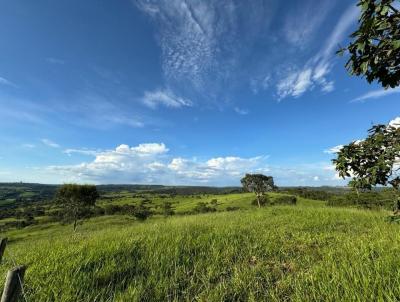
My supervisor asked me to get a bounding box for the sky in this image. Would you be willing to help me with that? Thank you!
[0,0,399,186]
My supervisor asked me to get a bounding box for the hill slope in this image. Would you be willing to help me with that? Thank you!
[0,196,399,301]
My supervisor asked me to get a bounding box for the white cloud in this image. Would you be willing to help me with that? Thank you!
[313,176,320,181]
[41,138,60,148]
[21,144,35,149]
[234,107,249,115]
[351,87,400,102]
[283,0,332,48]
[389,117,400,128]
[135,1,234,89]
[0,76,17,88]
[276,68,314,99]
[276,4,358,100]
[63,148,99,156]
[46,143,269,185]
[142,89,192,109]
[324,145,344,154]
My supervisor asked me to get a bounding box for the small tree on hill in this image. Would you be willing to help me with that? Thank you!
[160,201,175,217]
[55,184,99,231]
[333,123,400,212]
[338,0,400,88]
[241,174,276,208]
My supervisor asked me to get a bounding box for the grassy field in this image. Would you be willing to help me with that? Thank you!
[1,193,399,301]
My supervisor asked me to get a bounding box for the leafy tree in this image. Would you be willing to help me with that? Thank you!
[241,174,276,208]
[160,201,175,217]
[132,204,152,221]
[338,0,400,88]
[333,123,400,212]
[54,184,99,230]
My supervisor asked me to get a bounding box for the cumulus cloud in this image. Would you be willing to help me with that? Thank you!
[141,89,192,109]
[389,117,400,128]
[47,143,268,185]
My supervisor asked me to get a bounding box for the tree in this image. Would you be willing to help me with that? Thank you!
[54,184,99,231]
[241,174,276,208]
[333,123,400,211]
[160,201,175,217]
[132,203,152,221]
[338,0,400,88]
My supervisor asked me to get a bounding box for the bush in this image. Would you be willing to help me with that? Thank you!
[274,195,297,205]
[192,202,217,214]
[251,196,269,207]
[226,206,240,211]
[104,204,122,215]
[132,205,152,221]
[327,190,397,210]
[160,201,175,217]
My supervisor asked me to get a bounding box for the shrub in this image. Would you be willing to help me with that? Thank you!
[251,195,269,207]
[132,205,152,221]
[226,206,240,212]
[274,195,297,205]
[160,201,175,217]
[192,202,216,214]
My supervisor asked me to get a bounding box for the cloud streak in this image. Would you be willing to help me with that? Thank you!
[351,87,400,102]
[141,89,192,109]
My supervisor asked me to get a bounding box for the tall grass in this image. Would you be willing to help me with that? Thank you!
[0,199,399,301]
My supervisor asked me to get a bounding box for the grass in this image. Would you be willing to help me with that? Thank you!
[0,194,399,301]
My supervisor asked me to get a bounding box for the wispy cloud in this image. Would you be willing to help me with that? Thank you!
[41,138,60,148]
[283,0,332,48]
[324,145,343,154]
[46,57,65,65]
[0,76,17,88]
[351,87,400,102]
[141,89,192,109]
[234,107,249,115]
[276,4,359,100]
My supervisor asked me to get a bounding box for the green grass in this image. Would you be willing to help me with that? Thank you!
[0,194,399,301]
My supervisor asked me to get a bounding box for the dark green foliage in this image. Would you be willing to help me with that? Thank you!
[274,195,297,205]
[226,206,240,211]
[283,188,333,201]
[251,195,269,207]
[210,199,218,206]
[333,124,399,194]
[160,201,175,217]
[339,0,400,88]
[132,204,152,221]
[192,202,217,214]
[241,174,276,208]
[54,184,99,230]
[327,189,398,210]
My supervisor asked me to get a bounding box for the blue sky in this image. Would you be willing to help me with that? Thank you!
[0,0,399,186]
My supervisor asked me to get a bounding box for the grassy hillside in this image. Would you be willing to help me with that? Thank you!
[0,194,399,301]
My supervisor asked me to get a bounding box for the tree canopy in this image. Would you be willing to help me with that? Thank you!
[241,174,276,208]
[333,123,400,193]
[339,0,400,88]
[55,184,99,230]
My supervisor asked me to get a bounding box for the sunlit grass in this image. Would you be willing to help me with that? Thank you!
[0,194,399,301]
